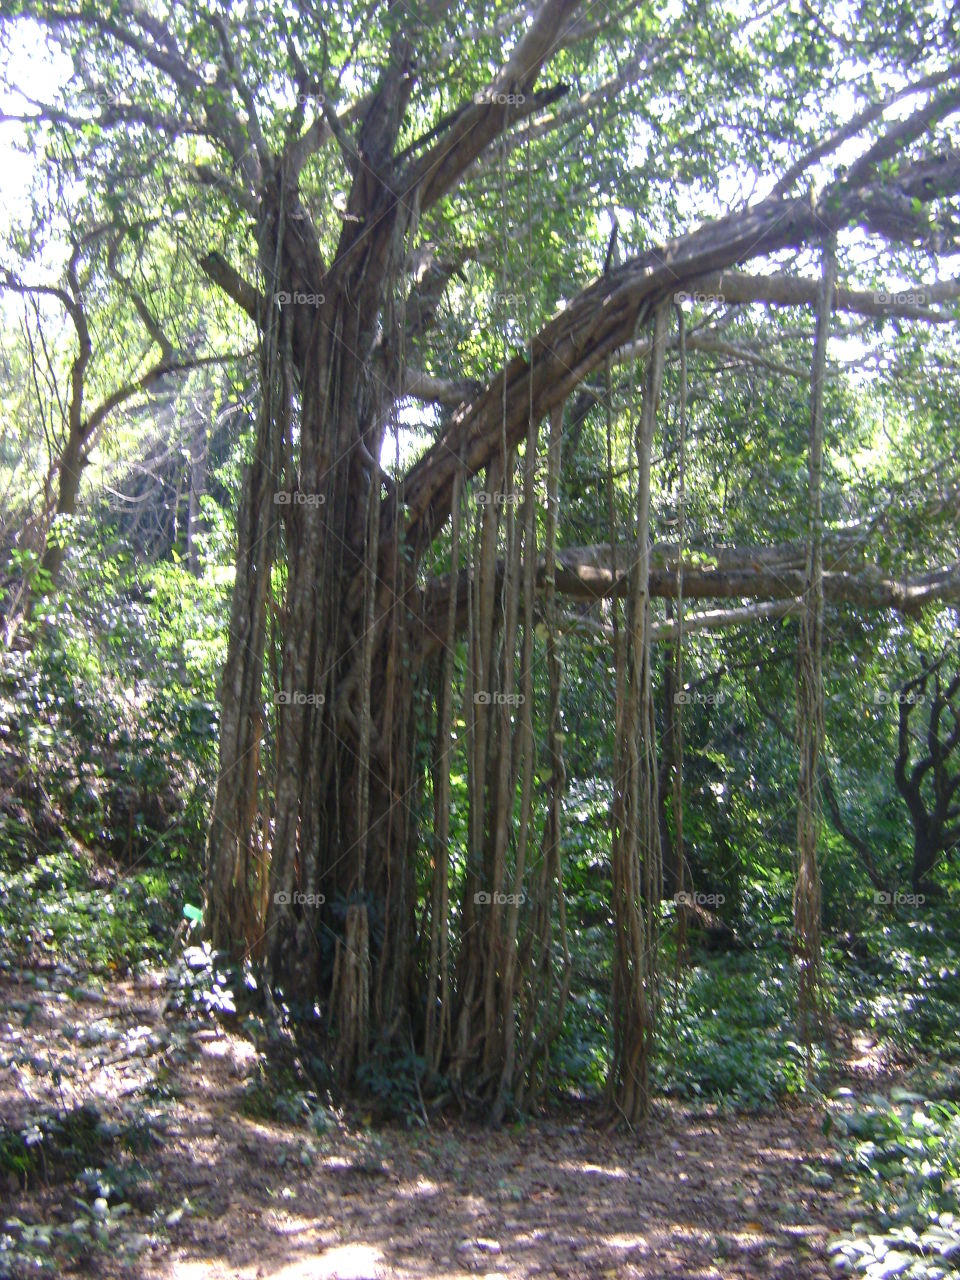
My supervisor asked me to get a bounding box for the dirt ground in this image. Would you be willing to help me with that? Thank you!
[0,967,869,1279]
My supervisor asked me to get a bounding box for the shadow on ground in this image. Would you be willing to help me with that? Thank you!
[0,970,852,1280]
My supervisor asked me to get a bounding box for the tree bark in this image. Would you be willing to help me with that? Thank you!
[794,233,836,1034]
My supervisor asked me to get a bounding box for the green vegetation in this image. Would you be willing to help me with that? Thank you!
[830,1096,960,1279]
[0,0,959,1273]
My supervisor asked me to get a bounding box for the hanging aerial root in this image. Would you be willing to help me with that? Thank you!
[606,302,667,1126]
[794,232,836,1040]
[672,302,689,973]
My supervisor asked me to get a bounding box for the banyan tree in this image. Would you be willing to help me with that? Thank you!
[9,0,960,1123]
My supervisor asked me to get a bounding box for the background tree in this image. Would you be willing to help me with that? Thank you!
[893,645,960,891]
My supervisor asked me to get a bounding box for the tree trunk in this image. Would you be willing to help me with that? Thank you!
[39,435,85,583]
[205,326,285,955]
[186,417,207,575]
[206,164,420,1072]
[912,829,937,893]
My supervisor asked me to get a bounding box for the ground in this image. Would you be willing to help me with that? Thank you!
[0,966,878,1280]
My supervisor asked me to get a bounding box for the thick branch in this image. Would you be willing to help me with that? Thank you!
[403,370,481,406]
[405,0,582,209]
[398,150,960,555]
[420,544,960,653]
[199,252,263,322]
[696,270,960,322]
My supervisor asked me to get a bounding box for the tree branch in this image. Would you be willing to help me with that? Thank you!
[199,252,263,322]
[404,0,583,209]
[771,62,960,198]
[420,543,960,653]
[398,150,960,554]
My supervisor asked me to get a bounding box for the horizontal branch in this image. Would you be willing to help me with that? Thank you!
[397,149,960,556]
[695,270,960,322]
[563,598,803,645]
[403,369,481,406]
[420,541,960,654]
[649,598,802,642]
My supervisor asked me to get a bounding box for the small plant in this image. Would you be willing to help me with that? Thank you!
[239,1059,334,1133]
[166,942,253,1019]
[356,1046,431,1125]
[830,1092,960,1278]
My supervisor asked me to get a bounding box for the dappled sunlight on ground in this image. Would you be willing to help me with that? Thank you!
[1,968,857,1279]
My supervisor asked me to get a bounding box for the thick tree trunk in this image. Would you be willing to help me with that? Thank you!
[912,832,937,893]
[205,329,285,955]
[207,161,421,1074]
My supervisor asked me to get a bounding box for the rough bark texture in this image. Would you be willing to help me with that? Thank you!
[607,304,667,1125]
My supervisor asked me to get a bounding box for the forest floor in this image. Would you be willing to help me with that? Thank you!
[0,966,890,1280]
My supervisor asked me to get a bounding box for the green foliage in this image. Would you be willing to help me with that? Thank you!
[0,846,180,973]
[830,1095,960,1279]
[356,1046,432,1126]
[0,1103,162,1275]
[0,504,230,975]
[831,908,960,1062]
[0,1103,156,1192]
[166,943,254,1020]
[655,954,818,1110]
[239,1058,338,1135]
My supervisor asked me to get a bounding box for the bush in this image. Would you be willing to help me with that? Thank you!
[830,1092,960,1278]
